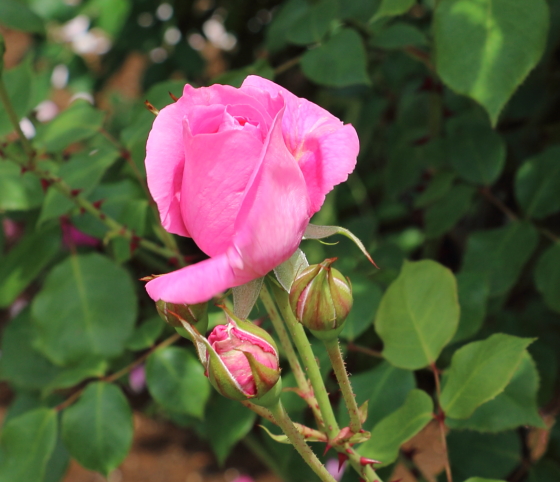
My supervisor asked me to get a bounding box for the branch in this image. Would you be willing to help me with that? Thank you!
[55,332,182,412]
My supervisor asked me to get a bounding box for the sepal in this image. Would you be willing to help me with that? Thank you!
[303,223,377,267]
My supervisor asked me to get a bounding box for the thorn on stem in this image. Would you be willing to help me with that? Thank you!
[359,457,381,466]
[169,91,179,102]
[40,179,53,192]
[323,444,332,456]
[70,188,83,197]
[337,453,349,471]
[130,234,141,253]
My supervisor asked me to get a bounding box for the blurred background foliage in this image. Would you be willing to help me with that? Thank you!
[1,0,560,481]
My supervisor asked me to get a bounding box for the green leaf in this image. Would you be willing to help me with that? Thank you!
[413,171,455,209]
[465,479,506,482]
[265,0,309,53]
[464,479,506,482]
[338,361,415,429]
[212,59,274,88]
[43,436,70,482]
[0,59,34,137]
[375,260,459,369]
[434,0,549,125]
[61,382,133,476]
[340,276,382,341]
[81,0,131,36]
[372,22,428,50]
[372,0,415,22]
[233,277,264,319]
[34,101,105,151]
[0,308,60,390]
[301,29,371,87]
[125,316,164,351]
[447,431,521,481]
[71,180,143,239]
[359,389,433,466]
[0,408,57,482]
[39,143,119,224]
[32,253,137,365]
[0,225,60,308]
[146,346,211,419]
[535,243,560,314]
[461,221,538,296]
[204,396,256,465]
[448,123,506,185]
[41,357,108,397]
[452,272,489,342]
[515,146,560,219]
[0,160,43,211]
[424,184,475,238]
[274,248,309,292]
[440,334,534,419]
[527,460,560,482]
[0,0,45,34]
[447,352,544,432]
[286,0,338,45]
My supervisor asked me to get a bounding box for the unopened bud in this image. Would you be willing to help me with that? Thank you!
[206,315,281,403]
[289,258,353,340]
[156,300,208,334]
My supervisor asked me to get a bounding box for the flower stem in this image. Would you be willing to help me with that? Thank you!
[431,363,453,482]
[270,283,340,440]
[241,401,327,442]
[323,338,362,433]
[260,284,325,429]
[0,76,35,161]
[269,400,337,482]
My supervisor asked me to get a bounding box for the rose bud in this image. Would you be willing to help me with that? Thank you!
[289,258,353,340]
[156,299,208,335]
[206,316,281,402]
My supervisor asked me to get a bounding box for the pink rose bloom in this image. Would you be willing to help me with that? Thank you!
[144,76,359,304]
[207,321,279,396]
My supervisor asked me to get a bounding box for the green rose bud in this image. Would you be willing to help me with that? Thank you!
[289,258,353,340]
[156,300,208,335]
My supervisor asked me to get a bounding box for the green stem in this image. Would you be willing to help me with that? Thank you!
[0,62,179,264]
[0,76,35,160]
[324,338,361,433]
[33,166,178,260]
[260,284,325,430]
[270,283,339,440]
[269,401,337,482]
[100,127,185,267]
[345,447,382,482]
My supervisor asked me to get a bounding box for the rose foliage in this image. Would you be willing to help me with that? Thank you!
[1,0,560,481]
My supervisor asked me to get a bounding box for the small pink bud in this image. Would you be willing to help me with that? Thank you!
[289,259,353,339]
[206,316,280,401]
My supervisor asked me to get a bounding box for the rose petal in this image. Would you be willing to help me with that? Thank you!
[181,117,264,257]
[145,100,190,237]
[180,83,282,129]
[146,103,311,305]
[241,75,359,213]
[231,100,311,278]
[145,251,253,304]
